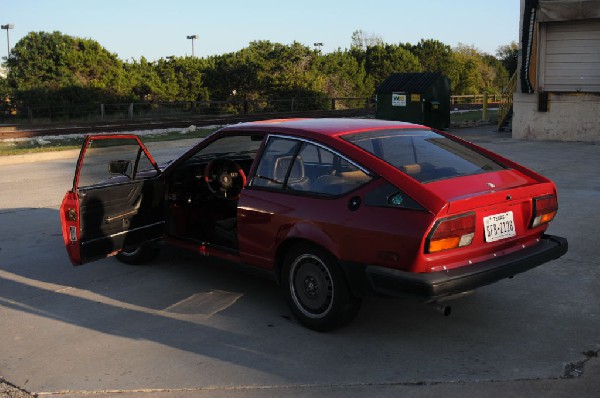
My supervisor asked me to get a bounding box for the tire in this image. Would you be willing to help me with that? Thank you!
[115,244,160,265]
[282,243,362,332]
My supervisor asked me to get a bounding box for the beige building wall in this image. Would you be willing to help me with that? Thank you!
[513,93,600,141]
[514,0,600,142]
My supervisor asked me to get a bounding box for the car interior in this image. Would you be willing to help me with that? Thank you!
[165,134,263,250]
[164,133,373,251]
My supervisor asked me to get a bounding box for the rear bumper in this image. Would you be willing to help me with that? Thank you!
[357,234,568,300]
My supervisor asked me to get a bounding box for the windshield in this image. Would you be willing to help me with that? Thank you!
[343,129,506,183]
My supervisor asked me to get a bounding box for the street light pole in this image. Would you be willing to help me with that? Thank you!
[314,42,323,52]
[1,24,14,60]
[186,35,198,57]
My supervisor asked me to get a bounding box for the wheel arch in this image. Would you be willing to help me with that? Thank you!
[274,238,337,284]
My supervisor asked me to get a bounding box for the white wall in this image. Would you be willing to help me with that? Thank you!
[513,92,600,141]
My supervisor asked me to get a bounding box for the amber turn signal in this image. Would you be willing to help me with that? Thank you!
[530,195,558,228]
[426,212,476,254]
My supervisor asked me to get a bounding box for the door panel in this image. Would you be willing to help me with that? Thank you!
[60,134,165,265]
[78,179,165,263]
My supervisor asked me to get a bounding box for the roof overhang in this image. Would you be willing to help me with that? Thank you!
[537,0,600,22]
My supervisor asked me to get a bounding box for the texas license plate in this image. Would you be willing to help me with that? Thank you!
[483,211,516,242]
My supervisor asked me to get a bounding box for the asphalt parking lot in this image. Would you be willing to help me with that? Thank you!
[0,124,599,397]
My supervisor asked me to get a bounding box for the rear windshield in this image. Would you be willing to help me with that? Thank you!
[343,129,506,183]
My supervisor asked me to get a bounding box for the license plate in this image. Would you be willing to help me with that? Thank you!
[483,211,516,242]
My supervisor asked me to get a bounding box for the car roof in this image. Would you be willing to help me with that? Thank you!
[221,118,429,138]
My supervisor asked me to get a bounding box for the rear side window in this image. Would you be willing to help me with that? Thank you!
[252,136,372,195]
[344,129,506,183]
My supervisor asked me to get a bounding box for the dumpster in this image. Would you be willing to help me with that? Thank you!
[376,72,451,129]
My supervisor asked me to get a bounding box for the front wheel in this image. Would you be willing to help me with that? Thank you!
[282,244,361,332]
[115,244,160,265]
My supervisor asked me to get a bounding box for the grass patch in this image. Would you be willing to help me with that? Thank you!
[451,109,498,124]
[140,128,217,143]
[0,127,219,157]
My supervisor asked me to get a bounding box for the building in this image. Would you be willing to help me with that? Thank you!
[513,0,600,141]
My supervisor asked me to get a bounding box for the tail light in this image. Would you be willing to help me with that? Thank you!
[426,212,476,254]
[530,195,558,228]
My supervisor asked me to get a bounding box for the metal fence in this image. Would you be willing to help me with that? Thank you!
[1,95,500,125]
[3,97,376,124]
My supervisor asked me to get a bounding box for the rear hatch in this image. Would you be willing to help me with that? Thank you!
[422,169,558,272]
[341,127,559,272]
[427,168,554,213]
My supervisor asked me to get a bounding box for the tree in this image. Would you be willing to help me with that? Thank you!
[123,57,167,101]
[350,30,384,51]
[4,29,515,113]
[482,54,509,94]
[203,41,325,102]
[318,50,370,98]
[154,56,209,101]
[6,31,127,106]
[203,47,266,100]
[261,41,324,98]
[496,41,519,76]
[0,76,13,118]
[364,44,422,89]
[408,39,453,72]
[450,44,509,95]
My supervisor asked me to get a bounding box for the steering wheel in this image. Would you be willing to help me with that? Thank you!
[203,158,247,199]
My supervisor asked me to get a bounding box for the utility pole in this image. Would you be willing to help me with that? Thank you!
[187,35,198,57]
[1,24,14,60]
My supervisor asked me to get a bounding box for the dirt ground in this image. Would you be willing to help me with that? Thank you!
[1,380,32,398]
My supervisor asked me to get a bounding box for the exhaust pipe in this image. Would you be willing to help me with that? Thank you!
[431,304,452,317]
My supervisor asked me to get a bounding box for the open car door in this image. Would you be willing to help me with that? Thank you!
[60,135,165,265]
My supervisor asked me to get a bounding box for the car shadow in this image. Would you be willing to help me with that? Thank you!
[0,206,595,391]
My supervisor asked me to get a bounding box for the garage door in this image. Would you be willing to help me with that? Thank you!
[544,19,600,92]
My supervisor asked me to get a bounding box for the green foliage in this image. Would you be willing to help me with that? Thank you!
[364,44,423,88]
[154,56,209,101]
[408,39,453,73]
[451,44,510,95]
[496,41,519,76]
[7,31,127,107]
[123,57,167,101]
[318,50,370,98]
[3,30,515,114]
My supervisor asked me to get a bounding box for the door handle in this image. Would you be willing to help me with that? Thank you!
[105,195,142,223]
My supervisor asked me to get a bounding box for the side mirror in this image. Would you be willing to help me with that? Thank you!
[109,160,131,176]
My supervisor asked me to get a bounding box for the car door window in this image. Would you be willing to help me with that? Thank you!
[252,137,372,195]
[78,137,156,189]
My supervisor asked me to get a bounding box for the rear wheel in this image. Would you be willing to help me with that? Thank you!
[115,244,160,265]
[282,243,361,332]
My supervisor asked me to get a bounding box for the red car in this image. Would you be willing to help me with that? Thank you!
[60,118,567,331]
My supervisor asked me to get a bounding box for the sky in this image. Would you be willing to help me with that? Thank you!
[2,0,521,61]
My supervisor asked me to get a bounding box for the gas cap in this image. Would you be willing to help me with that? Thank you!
[348,196,361,211]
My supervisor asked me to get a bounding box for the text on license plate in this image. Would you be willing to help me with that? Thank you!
[483,211,516,242]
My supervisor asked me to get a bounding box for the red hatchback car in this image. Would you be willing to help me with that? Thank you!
[60,118,567,331]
